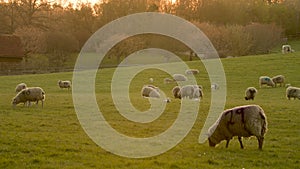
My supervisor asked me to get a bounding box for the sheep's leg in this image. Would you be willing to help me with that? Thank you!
[238,137,244,149]
[257,136,264,150]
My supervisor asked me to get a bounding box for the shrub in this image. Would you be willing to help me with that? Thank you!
[193,22,283,57]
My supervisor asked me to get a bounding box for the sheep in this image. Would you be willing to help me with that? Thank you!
[207,104,267,149]
[259,76,275,88]
[179,85,203,99]
[164,78,174,84]
[282,45,294,54]
[141,86,160,98]
[245,87,257,100]
[172,85,203,99]
[185,69,199,75]
[173,74,187,82]
[58,80,71,90]
[15,83,27,93]
[272,75,285,87]
[172,86,181,99]
[286,86,300,100]
[12,87,45,108]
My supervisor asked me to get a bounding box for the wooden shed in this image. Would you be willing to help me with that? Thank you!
[0,34,25,62]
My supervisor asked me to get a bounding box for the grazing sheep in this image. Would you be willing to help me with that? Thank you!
[185,69,199,75]
[282,45,294,54]
[15,83,27,93]
[286,86,300,100]
[149,78,154,83]
[58,80,72,90]
[245,87,257,100]
[12,87,45,108]
[141,86,160,98]
[208,105,267,149]
[259,76,275,88]
[272,75,285,87]
[172,85,203,99]
[179,85,202,99]
[164,78,174,84]
[172,86,181,99]
[173,74,187,82]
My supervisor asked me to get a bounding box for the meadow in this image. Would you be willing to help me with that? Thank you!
[0,50,299,168]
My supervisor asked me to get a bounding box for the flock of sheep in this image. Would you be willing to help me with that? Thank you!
[11,67,299,150]
[12,80,71,108]
[141,69,299,150]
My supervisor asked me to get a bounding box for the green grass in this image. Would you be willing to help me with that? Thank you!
[0,51,300,169]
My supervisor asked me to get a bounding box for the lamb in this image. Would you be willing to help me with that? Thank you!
[207,105,267,149]
[58,80,71,90]
[12,87,45,108]
[286,86,300,100]
[259,76,275,88]
[272,75,285,87]
[141,86,160,98]
[245,87,257,100]
[15,83,27,93]
[173,74,187,82]
[185,69,199,75]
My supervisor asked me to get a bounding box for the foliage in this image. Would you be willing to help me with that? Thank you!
[194,22,283,57]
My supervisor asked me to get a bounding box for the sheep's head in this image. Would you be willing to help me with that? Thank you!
[208,138,216,147]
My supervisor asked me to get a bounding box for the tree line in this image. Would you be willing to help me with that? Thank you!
[0,0,299,62]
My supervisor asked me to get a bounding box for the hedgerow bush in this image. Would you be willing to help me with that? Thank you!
[194,22,283,57]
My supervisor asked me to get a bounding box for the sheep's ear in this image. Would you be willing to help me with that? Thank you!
[25,90,30,95]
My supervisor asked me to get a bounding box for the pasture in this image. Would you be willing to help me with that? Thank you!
[0,52,299,169]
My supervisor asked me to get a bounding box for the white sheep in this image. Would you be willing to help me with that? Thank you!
[207,104,267,149]
[259,76,275,88]
[185,69,199,75]
[164,78,174,84]
[286,86,300,100]
[141,86,160,98]
[173,74,188,82]
[245,87,257,100]
[15,83,27,93]
[282,45,294,54]
[272,75,285,87]
[12,87,45,108]
[149,78,154,83]
[179,85,203,99]
[58,80,71,90]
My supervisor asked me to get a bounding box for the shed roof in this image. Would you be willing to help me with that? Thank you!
[0,34,25,62]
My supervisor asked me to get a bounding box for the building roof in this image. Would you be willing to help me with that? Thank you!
[0,34,25,62]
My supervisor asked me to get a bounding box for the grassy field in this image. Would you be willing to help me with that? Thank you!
[0,51,299,168]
